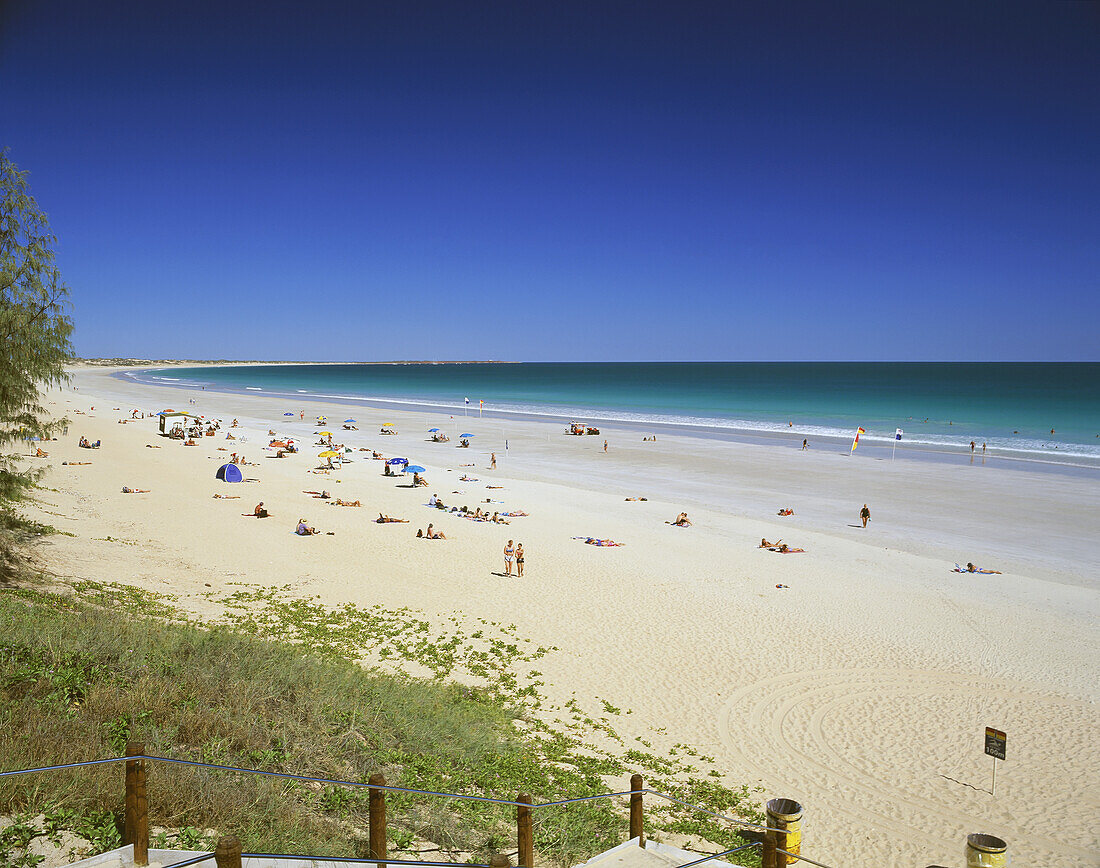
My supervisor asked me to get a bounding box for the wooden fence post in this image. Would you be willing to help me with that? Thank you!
[516,793,533,868]
[214,836,242,868]
[629,774,644,845]
[124,742,148,867]
[762,833,777,868]
[369,774,387,868]
[775,827,788,868]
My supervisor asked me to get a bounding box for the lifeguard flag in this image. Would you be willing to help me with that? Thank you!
[895,428,904,440]
[851,427,866,452]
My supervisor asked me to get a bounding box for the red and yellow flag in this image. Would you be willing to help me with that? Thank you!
[851,427,866,452]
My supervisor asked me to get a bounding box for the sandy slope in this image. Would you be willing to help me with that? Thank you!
[17,367,1099,867]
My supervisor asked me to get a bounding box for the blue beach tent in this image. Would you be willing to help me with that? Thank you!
[215,463,243,483]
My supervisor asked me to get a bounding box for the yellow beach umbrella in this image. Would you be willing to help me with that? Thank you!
[318,450,340,458]
[318,430,332,436]
[382,422,395,426]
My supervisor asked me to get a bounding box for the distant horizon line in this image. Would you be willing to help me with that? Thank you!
[73,358,1099,366]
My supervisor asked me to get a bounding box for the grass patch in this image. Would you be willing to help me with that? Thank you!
[0,584,763,866]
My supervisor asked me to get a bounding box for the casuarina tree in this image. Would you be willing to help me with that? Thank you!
[0,149,74,563]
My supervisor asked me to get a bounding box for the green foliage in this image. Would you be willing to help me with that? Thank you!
[1,583,764,866]
[0,150,75,577]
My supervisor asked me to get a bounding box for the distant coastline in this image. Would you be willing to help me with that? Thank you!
[72,358,515,367]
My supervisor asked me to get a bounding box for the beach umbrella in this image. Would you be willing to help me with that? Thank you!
[460,433,474,439]
[318,450,340,458]
[382,422,395,427]
[319,430,332,436]
[428,428,440,432]
[317,416,327,423]
[344,418,356,423]
[404,464,426,474]
[284,412,295,416]
[386,457,408,465]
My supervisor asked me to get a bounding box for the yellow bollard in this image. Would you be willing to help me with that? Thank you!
[765,799,802,865]
[966,833,1007,867]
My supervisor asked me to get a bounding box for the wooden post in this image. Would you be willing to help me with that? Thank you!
[775,827,788,868]
[124,742,148,867]
[516,793,533,868]
[214,836,242,868]
[369,774,387,868]
[629,774,644,845]
[490,855,511,868]
[761,833,777,868]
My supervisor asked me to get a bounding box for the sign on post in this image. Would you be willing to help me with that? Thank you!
[984,727,1006,795]
[984,728,1006,760]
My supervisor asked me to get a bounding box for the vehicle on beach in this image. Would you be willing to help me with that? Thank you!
[565,423,600,435]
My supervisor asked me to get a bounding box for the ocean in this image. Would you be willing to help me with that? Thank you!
[127,362,1100,468]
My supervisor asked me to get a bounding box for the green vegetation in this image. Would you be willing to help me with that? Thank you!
[0,150,75,579]
[1,582,763,866]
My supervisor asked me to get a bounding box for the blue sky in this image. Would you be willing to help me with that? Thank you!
[2,1,1097,361]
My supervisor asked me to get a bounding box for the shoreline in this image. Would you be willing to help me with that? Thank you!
[113,365,1100,478]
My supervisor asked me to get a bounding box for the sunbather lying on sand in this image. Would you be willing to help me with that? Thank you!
[759,538,782,548]
[624,497,648,501]
[120,486,150,493]
[35,447,49,457]
[212,494,240,499]
[460,475,479,482]
[954,562,1002,574]
[575,537,624,547]
[500,510,528,517]
[376,514,408,523]
[62,461,92,465]
[767,544,805,553]
[328,499,361,507]
[777,508,794,516]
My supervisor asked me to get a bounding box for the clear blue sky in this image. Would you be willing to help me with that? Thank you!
[2,1,1097,361]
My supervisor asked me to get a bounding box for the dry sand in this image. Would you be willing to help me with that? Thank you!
[17,366,1100,867]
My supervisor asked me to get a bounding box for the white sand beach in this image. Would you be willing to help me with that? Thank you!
[21,366,1100,867]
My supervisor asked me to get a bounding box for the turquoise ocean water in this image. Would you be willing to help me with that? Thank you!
[126,362,1100,467]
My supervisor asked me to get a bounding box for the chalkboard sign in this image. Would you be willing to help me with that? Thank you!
[985,727,1006,760]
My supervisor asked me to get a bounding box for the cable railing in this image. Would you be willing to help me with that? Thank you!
[0,746,1008,868]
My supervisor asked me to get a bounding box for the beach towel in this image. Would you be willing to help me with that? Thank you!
[953,563,1000,574]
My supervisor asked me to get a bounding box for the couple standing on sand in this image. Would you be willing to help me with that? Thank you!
[504,540,524,577]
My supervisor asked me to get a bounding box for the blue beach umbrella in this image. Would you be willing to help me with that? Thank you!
[386,457,409,465]
[460,433,474,439]
[344,418,356,423]
[428,427,440,432]
[404,464,426,474]
[284,412,294,416]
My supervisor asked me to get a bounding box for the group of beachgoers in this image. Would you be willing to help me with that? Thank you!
[79,405,1006,581]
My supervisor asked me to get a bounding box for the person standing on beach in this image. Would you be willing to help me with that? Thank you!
[802,439,808,450]
[504,539,514,576]
[515,543,524,577]
[860,504,871,528]
[970,441,975,453]
[490,452,496,469]
[603,439,608,453]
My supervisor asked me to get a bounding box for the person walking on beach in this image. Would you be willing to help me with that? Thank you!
[802,439,808,450]
[603,439,608,453]
[490,452,496,470]
[970,441,975,453]
[515,543,524,577]
[504,539,515,576]
[860,503,871,528]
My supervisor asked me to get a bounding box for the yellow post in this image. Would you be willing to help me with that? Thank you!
[966,834,1007,867]
[765,798,802,866]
